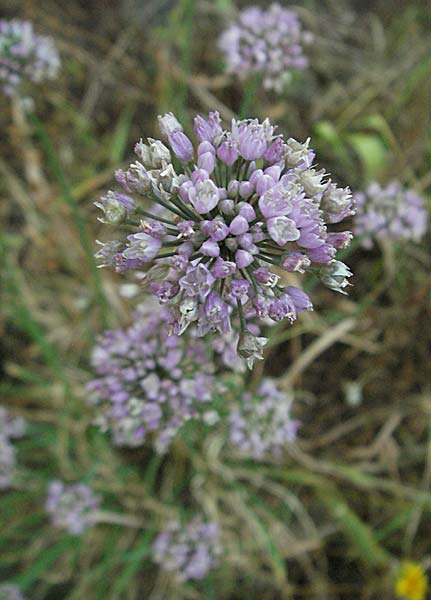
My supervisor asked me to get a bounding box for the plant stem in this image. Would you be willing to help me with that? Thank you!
[28,112,109,326]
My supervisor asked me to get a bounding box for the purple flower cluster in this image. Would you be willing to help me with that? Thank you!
[354,181,428,248]
[0,20,60,96]
[153,518,221,582]
[96,112,354,366]
[46,480,101,535]
[0,406,26,489]
[87,303,219,453]
[229,379,299,460]
[218,3,312,92]
[0,585,26,600]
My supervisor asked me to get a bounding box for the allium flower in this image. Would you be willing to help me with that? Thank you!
[87,303,220,453]
[0,20,60,97]
[46,480,101,535]
[354,181,428,248]
[0,584,26,600]
[229,379,299,460]
[96,112,354,365]
[0,406,26,440]
[0,437,17,490]
[153,518,221,582]
[0,406,26,489]
[218,3,312,92]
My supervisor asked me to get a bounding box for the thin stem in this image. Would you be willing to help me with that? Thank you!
[257,254,279,266]
[237,298,247,331]
[28,112,109,326]
[135,208,177,226]
[149,192,192,221]
[176,0,196,121]
[155,251,177,259]
[239,75,261,118]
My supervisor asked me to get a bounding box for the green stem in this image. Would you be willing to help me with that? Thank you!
[239,75,261,118]
[176,0,196,121]
[28,112,109,326]
[237,298,247,331]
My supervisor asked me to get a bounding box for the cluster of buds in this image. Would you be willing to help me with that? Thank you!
[95,111,354,367]
[45,480,101,535]
[0,406,26,489]
[229,379,299,460]
[0,19,60,97]
[153,518,221,582]
[0,585,26,600]
[218,3,312,92]
[353,181,428,248]
[87,303,221,453]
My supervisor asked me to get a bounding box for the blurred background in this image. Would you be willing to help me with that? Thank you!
[1,0,430,598]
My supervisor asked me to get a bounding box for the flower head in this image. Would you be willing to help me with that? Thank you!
[153,517,221,582]
[96,112,354,365]
[229,379,299,460]
[46,480,101,535]
[0,406,26,490]
[354,181,428,248]
[395,562,428,600]
[0,19,60,97]
[0,584,26,600]
[218,3,312,92]
[87,302,222,453]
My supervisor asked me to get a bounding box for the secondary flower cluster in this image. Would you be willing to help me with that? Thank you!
[46,480,101,535]
[229,379,299,460]
[96,112,354,366]
[0,406,26,489]
[87,303,219,453]
[0,19,60,96]
[354,181,428,248]
[0,585,26,600]
[218,3,312,92]
[153,518,221,582]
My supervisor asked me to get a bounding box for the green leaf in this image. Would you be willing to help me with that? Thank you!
[347,132,388,179]
[110,104,136,164]
[14,538,78,591]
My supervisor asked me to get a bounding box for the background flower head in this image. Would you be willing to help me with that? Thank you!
[395,562,428,600]
[0,19,60,97]
[87,302,220,453]
[218,3,312,92]
[353,181,428,248]
[45,480,101,535]
[153,517,221,582]
[229,378,299,460]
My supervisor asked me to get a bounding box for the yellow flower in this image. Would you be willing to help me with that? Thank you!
[396,562,428,600]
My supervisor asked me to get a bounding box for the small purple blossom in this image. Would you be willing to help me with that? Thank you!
[218,4,312,93]
[168,131,194,163]
[0,20,60,97]
[95,112,354,366]
[153,518,221,582]
[46,480,101,535]
[229,379,299,460]
[353,181,428,248]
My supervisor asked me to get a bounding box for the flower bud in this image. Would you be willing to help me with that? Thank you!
[320,261,353,294]
[237,331,267,369]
